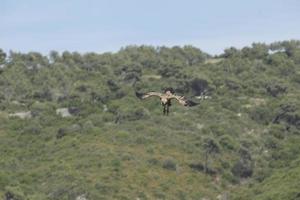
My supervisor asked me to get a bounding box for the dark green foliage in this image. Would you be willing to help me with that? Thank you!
[4,186,25,200]
[188,162,204,172]
[0,49,6,64]
[219,135,239,151]
[222,47,240,58]
[189,78,209,95]
[250,105,274,125]
[162,158,177,171]
[0,41,300,199]
[266,81,287,97]
[231,148,253,179]
[232,160,253,178]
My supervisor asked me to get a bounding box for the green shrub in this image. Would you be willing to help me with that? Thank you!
[219,135,239,151]
[250,106,273,125]
[4,186,25,200]
[162,158,177,171]
[222,171,239,184]
[269,124,287,139]
[56,124,81,139]
[148,158,160,166]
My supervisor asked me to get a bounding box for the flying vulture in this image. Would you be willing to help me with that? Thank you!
[136,88,198,115]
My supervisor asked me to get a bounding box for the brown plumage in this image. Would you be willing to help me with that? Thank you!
[136,89,198,115]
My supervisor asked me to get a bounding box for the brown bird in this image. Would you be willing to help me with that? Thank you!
[136,88,198,115]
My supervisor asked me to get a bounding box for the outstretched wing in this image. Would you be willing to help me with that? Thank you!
[170,94,199,107]
[136,91,163,100]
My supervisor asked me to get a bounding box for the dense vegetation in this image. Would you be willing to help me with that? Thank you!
[0,40,300,200]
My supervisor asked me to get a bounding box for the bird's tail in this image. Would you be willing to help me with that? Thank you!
[135,91,144,99]
[185,100,199,107]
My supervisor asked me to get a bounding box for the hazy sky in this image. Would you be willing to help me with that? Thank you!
[1,0,299,55]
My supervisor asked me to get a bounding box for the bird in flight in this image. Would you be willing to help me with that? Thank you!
[136,88,198,115]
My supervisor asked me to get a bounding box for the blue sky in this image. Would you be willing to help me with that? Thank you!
[1,0,299,55]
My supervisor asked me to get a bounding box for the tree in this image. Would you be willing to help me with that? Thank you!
[0,48,6,64]
[282,40,300,57]
[231,148,253,178]
[269,40,300,57]
[62,51,75,66]
[222,47,240,58]
[49,50,60,63]
[182,45,207,65]
[266,81,287,97]
[253,43,268,58]
[203,137,220,174]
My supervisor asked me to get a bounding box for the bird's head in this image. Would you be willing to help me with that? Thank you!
[164,87,174,95]
[165,91,172,95]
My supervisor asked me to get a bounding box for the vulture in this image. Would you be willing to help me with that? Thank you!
[136,88,198,115]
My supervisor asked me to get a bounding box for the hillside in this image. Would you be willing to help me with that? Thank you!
[0,41,300,200]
